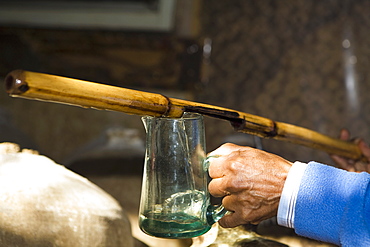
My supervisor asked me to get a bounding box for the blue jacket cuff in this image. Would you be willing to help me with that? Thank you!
[294,162,370,246]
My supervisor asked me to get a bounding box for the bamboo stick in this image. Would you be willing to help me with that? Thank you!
[4,70,364,161]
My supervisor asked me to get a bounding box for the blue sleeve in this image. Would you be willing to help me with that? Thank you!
[294,161,370,246]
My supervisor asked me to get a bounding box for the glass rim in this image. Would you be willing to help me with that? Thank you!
[141,112,203,121]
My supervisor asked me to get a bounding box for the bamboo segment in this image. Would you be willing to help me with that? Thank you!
[4,70,364,161]
[5,70,184,117]
[273,122,360,160]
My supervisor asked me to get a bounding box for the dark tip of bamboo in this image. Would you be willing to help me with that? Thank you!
[5,70,29,95]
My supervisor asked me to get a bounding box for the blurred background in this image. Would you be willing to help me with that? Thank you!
[0,0,370,166]
[1,1,369,246]
[1,0,369,165]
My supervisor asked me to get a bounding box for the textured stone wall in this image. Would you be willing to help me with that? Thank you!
[200,0,370,164]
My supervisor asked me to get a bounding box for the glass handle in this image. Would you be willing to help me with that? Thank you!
[206,204,227,225]
[204,156,228,225]
[203,155,220,171]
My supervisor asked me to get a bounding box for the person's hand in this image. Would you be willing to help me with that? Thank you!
[207,143,292,228]
[330,129,370,173]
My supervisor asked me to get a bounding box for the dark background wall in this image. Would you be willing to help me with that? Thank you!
[1,0,369,167]
[200,0,370,165]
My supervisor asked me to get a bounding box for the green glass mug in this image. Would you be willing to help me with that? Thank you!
[139,113,226,239]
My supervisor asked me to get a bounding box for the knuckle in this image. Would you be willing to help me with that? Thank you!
[222,142,237,148]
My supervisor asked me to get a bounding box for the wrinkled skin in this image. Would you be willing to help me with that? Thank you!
[330,129,370,173]
[207,130,370,229]
[207,143,292,228]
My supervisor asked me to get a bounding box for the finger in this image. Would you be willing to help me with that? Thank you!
[207,155,227,179]
[207,143,250,179]
[207,144,231,158]
[359,140,370,161]
[339,129,362,145]
[207,143,243,157]
[331,154,355,171]
[208,178,230,198]
[339,129,350,141]
[207,144,234,179]
[218,212,247,228]
[217,196,252,227]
